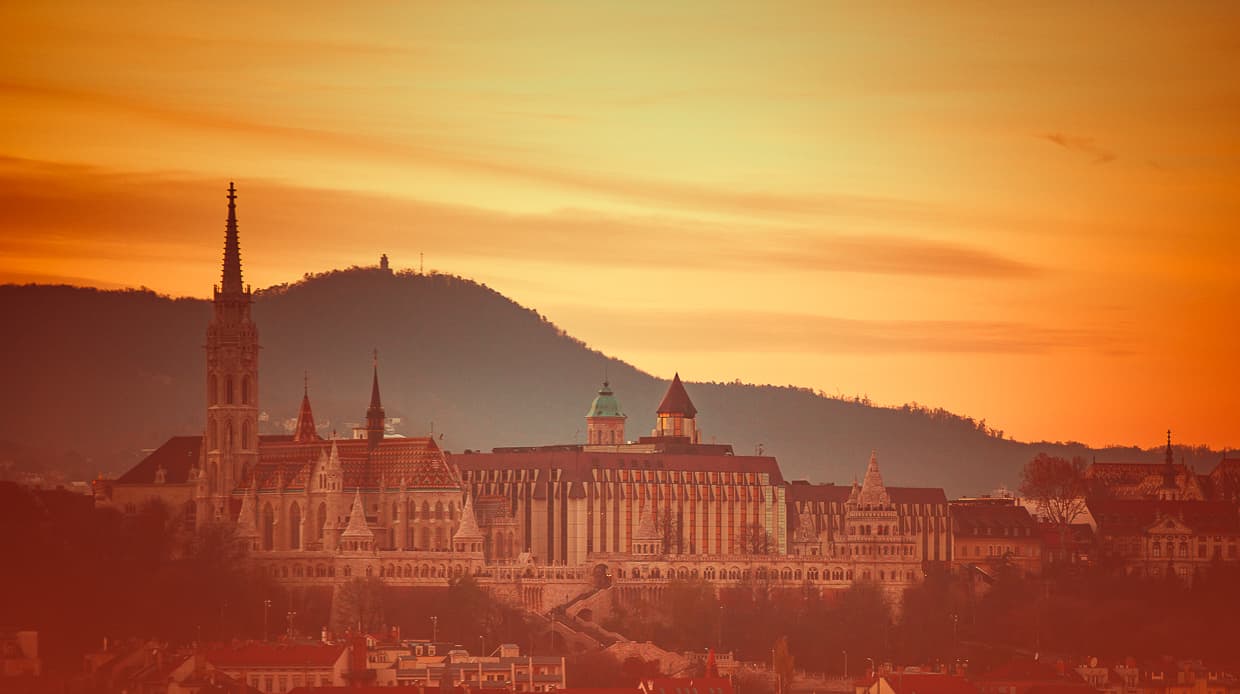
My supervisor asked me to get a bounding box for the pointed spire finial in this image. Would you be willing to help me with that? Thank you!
[304,370,309,396]
[221,181,243,294]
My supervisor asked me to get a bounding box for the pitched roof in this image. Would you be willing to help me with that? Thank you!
[1086,498,1240,534]
[877,674,979,694]
[116,436,202,484]
[656,373,697,418]
[951,503,1037,535]
[453,492,483,542]
[786,482,947,506]
[857,451,891,507]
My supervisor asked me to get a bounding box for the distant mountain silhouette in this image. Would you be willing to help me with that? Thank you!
[0,268,1219,496]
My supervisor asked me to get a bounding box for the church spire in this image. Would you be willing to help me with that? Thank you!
[292,372,319,443]
[365,349,385,450]
[1162,429,1178,491]
[221,182,243,295]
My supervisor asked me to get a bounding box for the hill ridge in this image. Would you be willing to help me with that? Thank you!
[0,268,1219,495]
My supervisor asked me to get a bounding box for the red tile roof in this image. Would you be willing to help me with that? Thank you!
[656,373,698,418]
[117,436,203,484]
[877,674,979,694]
[205,643,346,669]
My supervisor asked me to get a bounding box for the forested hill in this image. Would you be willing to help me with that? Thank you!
[0,268,1215,496]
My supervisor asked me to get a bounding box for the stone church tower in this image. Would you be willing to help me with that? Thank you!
[202,182,259,524]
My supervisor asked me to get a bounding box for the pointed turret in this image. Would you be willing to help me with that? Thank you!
[858,450,891,508]
[633,498,663,556]
[340,489,374,551]
[453,492,484,554]
[365,350,385,451]
[1162,429,1178,494]
[653,372,700,442]
[293,373,320,443]
[235,481,261,547]
[657,373,697,418]
[221,182,243,294]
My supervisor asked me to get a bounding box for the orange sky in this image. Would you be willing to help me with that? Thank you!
[1,2,1237,449]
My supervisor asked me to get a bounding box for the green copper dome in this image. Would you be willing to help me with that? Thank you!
[586,381,626,418]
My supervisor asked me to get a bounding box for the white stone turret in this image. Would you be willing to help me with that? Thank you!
[453,491,484,554]
[340,488,373,552]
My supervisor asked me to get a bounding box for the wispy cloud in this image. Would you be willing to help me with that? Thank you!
[0,157,1040,282]
[1039,132,1116,164]
[549,307,1133,356]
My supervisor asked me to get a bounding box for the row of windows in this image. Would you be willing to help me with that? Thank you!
[208,374,253,406]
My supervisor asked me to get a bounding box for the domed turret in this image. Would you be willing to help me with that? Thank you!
[585,380,626,446]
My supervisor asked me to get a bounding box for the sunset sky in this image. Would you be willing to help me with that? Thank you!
[2,2,1237,449]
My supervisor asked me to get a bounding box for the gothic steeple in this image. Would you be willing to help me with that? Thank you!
[365,350,385,450]
[203,182,259,525]
[293,372,319,443]
[1162,429,1178,492]
[221,182,243,295]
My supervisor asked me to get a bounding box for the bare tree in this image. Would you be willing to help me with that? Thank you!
[1019,454,1088,562]
[740,522,774,555]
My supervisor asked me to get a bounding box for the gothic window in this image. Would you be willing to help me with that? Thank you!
[184,501,197,530]
[242,421,252,450]
[208,419,217,450]
[421,527,431,548]
[449,502,456,521]
[435,527,445,549]
[421,501,431,520]
[289,503,301,550]
[242,376,251,405]
[226,422,234,450]
[209,375,218,405]
[317,503,327,541]
[226,377,234,404]
[261,503,275,551]
[436,502,445,520]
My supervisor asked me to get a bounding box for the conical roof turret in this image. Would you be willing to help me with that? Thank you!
[858,450,891,508]
[341,489,374,539]
[635,500,661,541]
[293,374,319,443]
[656,373,697,418]
[235,481,260,539]
[454,491,484,542]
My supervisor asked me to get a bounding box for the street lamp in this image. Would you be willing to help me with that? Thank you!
[431,615,438,643]
[479,635,486,657]
[843,650,848,679]
[263,599,273,641]
[866,657,875,678]
[287,610,298,639]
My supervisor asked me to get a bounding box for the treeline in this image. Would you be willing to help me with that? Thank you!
[601,561,1240,674]
[0,482,278,668]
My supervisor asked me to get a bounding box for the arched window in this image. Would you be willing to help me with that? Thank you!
[226,377,234,404]
[208,418,217,450]
[421,527,431,549]
[421,501,430,520]
[209,376,218,405]
[226,422,234,450]
[449,503,456,521]
[261,503,275,551]
[435,502,445,520]
[241,376,251,405]
[241,421,252,450]
[289,503,302,550]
